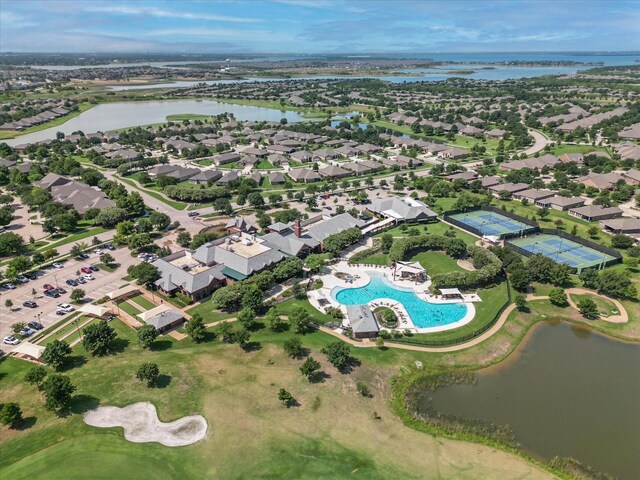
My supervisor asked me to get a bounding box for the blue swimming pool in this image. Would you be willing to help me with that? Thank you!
[333,273,468,329]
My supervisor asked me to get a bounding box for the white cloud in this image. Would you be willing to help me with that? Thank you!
[0,10,37,28]
[83,4,261,23]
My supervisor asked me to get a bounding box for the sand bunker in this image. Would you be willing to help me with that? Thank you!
[84,402,207,447]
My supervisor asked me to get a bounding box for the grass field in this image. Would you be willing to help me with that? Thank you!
[118,301,142,317]
[412,251,464,276]
[130,295,156,311]
[570,293,619,317]
[376,220,478,246]
[0,317,558,480]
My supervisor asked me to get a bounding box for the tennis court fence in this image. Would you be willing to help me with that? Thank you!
[444,205,539,240]
[505,228,622,272]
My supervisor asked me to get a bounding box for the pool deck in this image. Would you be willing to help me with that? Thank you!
[309,261,479,334]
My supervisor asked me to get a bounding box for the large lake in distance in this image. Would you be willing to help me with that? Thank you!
[4,100,304,146]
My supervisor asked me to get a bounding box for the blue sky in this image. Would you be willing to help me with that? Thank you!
[1,0,638,53]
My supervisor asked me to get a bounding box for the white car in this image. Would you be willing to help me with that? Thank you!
[57,303,75,313]
[83,274,94,280]
[52,262,64,269]
[94,248,103,255]
[3,283,16,290]
[3,336,20,345]
[16,275,29,283]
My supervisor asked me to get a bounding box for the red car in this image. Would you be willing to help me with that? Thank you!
[80,267,93,274]
[43,284,55,290]
[56,287,67,294]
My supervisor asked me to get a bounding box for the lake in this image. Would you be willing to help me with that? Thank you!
[422,321,640,480]
[3,100,303,146]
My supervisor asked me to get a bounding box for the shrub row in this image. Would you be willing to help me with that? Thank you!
[163,185,229,202]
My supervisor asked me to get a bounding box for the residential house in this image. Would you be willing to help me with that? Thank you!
[600,218,640,234]
[569,205,623,222]
[189,170,222,185]
[367,196,437,223]
[534,195,586,211]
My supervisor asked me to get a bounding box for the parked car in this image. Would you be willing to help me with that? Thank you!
[94,248,103,255]
[43,284,55,290]
[26,272,38,280]
[19,327,36,337]
[66,279,78,287]
[89,265,99,272]
[76,277,87,284]
[188,211,200,217]
[57,303,74,313]
[52,262,64,269]
[3,336,20,345]
[23,300,38,308]
[44,289,60,298]
[55,309,67,315]
[78,253,90,259]
[105,243,115,251]
[80,267,93,274]
[16,275,29,283]
[3,283,16,290]
[56,287,67,294]
[83,274,94,281]
[27,321,44,330]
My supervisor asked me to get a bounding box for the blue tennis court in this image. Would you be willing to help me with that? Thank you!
[449,210,533,238]
[509,233,616,271]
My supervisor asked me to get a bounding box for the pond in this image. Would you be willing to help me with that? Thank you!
[4,100,304,146]
[421,321,640,479]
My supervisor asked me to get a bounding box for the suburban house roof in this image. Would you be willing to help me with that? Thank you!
[153,251,226,295]
[575,172,624,190]
[600,218,640,232]
[346,305,379,334]
[305,213,366,243]
[569,205,623,218]
[145,309,185,331]
[536,195,585,208]
[368,196,437,222]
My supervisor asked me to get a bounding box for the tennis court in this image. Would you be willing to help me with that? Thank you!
[508,233,617,271]
[449,210,533,238]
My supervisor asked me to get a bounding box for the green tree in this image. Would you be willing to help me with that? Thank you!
[136,362,160,387]
[596,270,636,298]
[266,307,284,331]
[185,313,207,343]
[177,231,192,247]
[127,262,159,285]
[278,388,295,407]
[238,307,256,329]
[241,284,263,311]
[42,374,76,414]
[304,253,327,274]
[611,234,634,249]
[24,366,47,390]
[42,340,72,371]
[283,336,303,358]
[509,267,530,292]
[514,293,527,310]
[577,298,599,319]
[321,342,352,372]
[587,226,600,238]
[82,321,117,356]
[380,234,394,253]
[300,356,321,382]
[137,324,159,349]
[0,402,23,429]
[5,299,14,311]
[290,307,312,334]
[99,253,115,265]
[70,288,85,302]
[235,327,251,348]
[215,321,234,343]
[549,288,568,306]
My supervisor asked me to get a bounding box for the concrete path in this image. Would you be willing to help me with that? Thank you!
[522,128,552,156]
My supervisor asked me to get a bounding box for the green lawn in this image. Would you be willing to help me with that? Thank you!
[411,251,464,276]
[116,175,190,210]
[376,220,478,246]
[117,301,142,317]
[185,300,237,322]
[570,293,619,317]
[354,252,389,266]
[129,295,156,311]
[551,144,612,156]
[255,160,275,170]
[38,314,83,346]
[36,227,108,253]
[275,298,335,324]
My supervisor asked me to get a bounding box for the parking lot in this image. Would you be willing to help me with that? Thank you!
[0,247,139,347]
